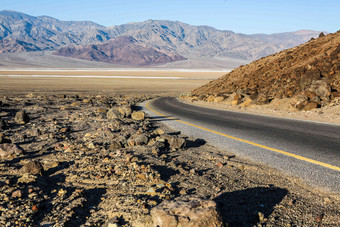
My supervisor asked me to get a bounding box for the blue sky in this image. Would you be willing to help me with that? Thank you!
[1,0,339,34]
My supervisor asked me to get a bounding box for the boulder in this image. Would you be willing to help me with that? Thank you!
[127,134,148,146]
[107,108,124,120]
[108,140,122,151]
[0,143,23,158]
[232,94,243,106]
[14,111,30,124]
[131,111,145,121]
[302,101,319,111]
[303,91,321,104]
[120,106,132,117]
[290,94,308,110]
[168,137,186,149]
[308,80,331,102]
[214,96,225,103]
[149,196,223,227]
[21,160,44,175]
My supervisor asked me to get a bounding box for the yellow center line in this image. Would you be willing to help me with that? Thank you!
[146,100,340,172]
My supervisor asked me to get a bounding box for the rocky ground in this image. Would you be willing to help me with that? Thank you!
[0,93,339,227]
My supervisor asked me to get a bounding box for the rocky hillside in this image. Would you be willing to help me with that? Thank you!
[192,31,340,111]
[54,36,185,65]
[0,10,106,50]
[0,11,322,63]
[0,38,41,53]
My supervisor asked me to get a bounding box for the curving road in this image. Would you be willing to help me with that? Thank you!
[142,97,340,193]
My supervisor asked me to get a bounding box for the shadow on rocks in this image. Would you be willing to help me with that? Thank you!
[152,164,179,182]
[185,138,206,148]
[214,186,288,227]
[65,187,107,226]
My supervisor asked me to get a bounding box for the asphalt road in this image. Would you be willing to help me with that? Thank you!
[142,97,340,193]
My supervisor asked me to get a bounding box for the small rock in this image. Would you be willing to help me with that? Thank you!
[131,111,145,121]
[179,188,187,195]
[316,214,324,223]
[59,127,71,133]
[0,143,23,158]
[146,187,157,195]
[32,205,39,212]
[21,160,44,175]
[153,128,165,135]
[88,142,96,149]
[216,162,224,168]
[58,188,67,197]
[258,212,265,222]
[14,111,30,124]
[11,190,22,198]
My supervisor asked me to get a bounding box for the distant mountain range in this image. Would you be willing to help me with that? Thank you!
[0,10,324,66]
[54,36,185,66]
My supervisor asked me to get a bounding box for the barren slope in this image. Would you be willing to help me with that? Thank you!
[192,31,340,110]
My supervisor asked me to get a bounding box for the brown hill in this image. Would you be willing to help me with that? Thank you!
[192,31,340,110]
[54,36,185,66]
